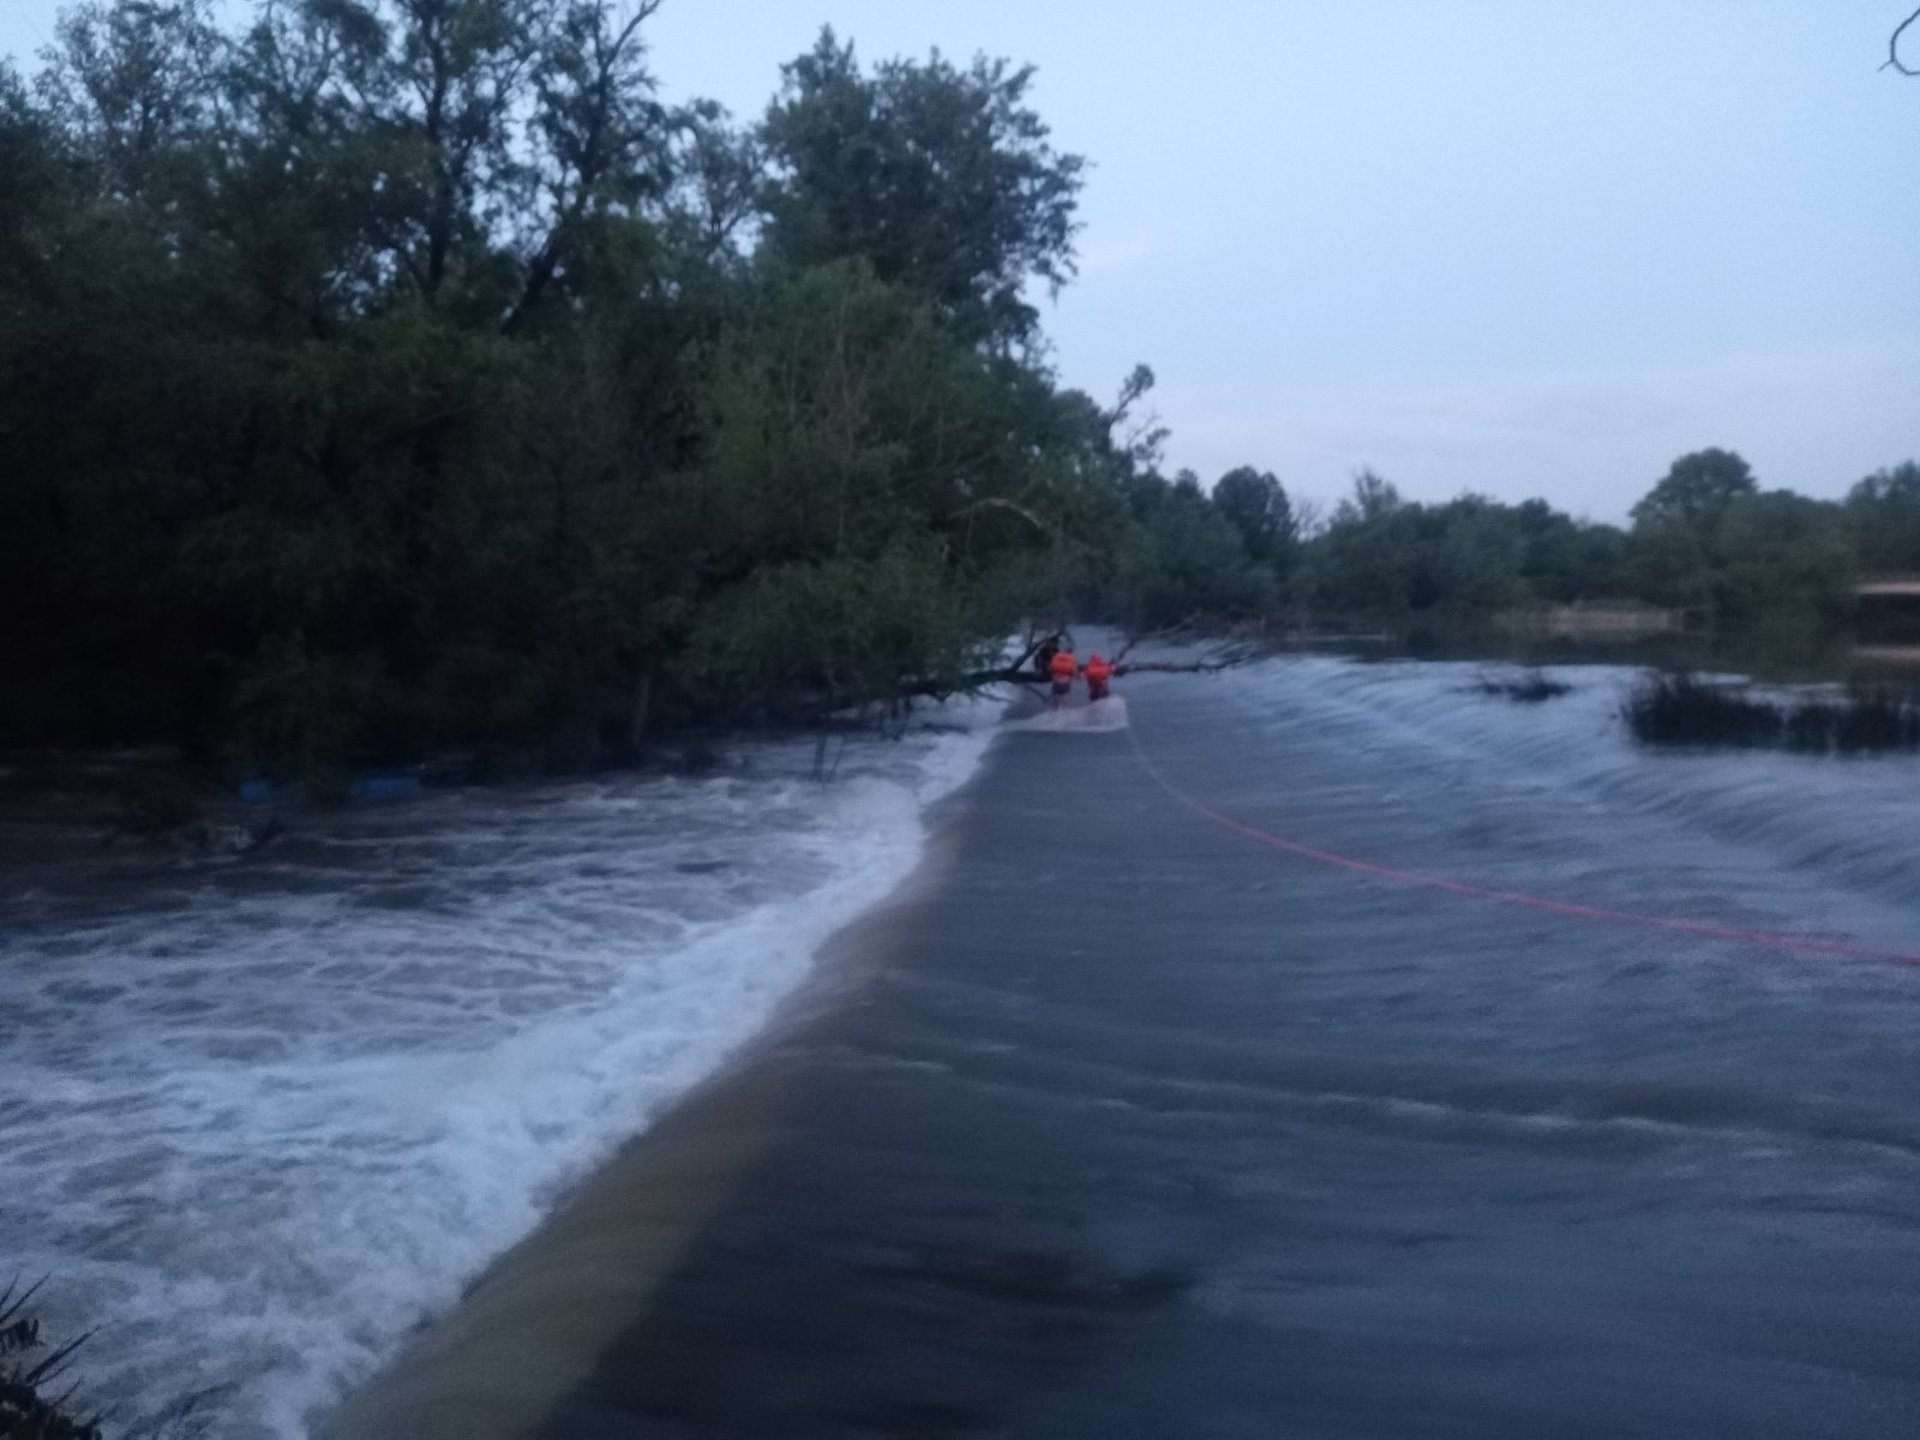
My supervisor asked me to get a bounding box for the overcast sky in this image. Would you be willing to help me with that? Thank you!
[4,1,1915,522]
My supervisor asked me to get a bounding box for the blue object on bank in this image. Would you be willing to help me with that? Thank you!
[236,772,422,805]
[349,773,422,802]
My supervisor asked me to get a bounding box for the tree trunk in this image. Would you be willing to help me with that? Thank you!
[629,667,655,752]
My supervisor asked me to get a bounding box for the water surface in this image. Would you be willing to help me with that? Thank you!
[511,652,1920,1438]
[0,714,999,1437]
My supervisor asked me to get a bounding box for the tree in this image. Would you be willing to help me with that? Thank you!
[1109,474,1276,630]
[758,28,1084,349]
[0,62,64,271]
[1630,447,1757,529]
[1886,6,1919,76]
[1212,465,1295,569]
[1297,484,1639,622]
[3,0,1127,764]
[1628,449,1761,610]
[1337,467,1402,524]
[1512,499,1630,603]
[1106,362,1167,468]
[680,260,1067,714]
[1705,491,1854,624]
[38,0,225,203]
[510,0,674,327]
[1846,461,1920,574]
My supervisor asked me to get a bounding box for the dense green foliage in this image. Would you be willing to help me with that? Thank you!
[1846,461,1920,575]
[2,1,1914,772]
[759,29,1083,351]
[0,0,1132,767]
[1293,449,1909,634]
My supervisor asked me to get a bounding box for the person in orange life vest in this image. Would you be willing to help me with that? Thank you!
[1083,652,1114,702]
[1047,645,1078,707]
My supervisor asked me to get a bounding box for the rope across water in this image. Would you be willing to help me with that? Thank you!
[1123,715,1920,970]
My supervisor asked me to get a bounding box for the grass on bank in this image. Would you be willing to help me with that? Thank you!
[0,1281,216,1440]
[1623,671,1920,753]
[1,1280,101,1440]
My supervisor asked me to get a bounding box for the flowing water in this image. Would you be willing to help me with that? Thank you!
[1121,654,1920,1138]
[0,711,1000,1438]
[494,648,1920,1437]
[9,650,1920,1437]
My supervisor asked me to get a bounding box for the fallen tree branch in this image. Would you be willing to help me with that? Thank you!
[894,652,1245,702]
[1887,5,1920,74]
[946,496,1062,539]
[773,643,1256,721]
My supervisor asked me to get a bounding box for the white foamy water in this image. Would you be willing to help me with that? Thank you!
[0,704,1004,1438]
[1004,695,1130,734]
[1200,655,1920,950]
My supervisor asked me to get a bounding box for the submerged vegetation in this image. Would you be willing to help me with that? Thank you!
[1474,667,1571,703]
[1622,672,1920,753]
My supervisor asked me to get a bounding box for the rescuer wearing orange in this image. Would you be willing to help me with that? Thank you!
[1047,646,1079,707]
[1083,653,1114,702]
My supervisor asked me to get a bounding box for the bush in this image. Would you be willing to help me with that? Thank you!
[1623,671,1920,753]
[1474,667,1570,703]
[1622,672,1785,746]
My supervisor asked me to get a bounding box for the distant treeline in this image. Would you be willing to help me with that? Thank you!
[1291,450,1920,634]
[2,1,1914,772]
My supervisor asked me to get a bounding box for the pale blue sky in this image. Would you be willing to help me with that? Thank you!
[4,1,1916,521]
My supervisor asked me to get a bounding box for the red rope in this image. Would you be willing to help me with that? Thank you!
[1125,722,1920,969]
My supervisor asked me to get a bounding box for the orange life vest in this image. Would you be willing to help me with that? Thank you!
[1049,650,1078,680]
[1084,657,1113,684]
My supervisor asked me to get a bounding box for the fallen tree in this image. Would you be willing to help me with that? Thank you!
[888,633,1249,705]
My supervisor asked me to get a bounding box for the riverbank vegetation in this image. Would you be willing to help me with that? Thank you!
[1622,671,1920,753]
[1,0,1143,771]
[1474,668,1571,704]
[1295,453,1918,640]
[4,1,1917,776]
[1,1281,101,1440]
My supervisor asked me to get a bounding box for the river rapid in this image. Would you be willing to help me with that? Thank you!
[8,648,1920,1437]
[0,713,1000,1438]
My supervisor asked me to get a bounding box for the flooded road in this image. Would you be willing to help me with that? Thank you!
[503,655,1920,1438]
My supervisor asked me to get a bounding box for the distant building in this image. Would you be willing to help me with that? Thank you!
[1855,579,1920,641]
[1495,601,1685,639]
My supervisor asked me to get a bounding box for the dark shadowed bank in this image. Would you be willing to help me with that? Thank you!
[315,666,1920,1440]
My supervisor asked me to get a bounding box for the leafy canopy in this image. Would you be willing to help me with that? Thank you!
[759,28,1084,350]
